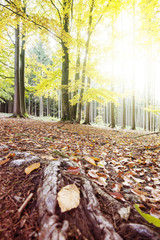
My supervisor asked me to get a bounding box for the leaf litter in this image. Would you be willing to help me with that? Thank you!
[0,117,160,239]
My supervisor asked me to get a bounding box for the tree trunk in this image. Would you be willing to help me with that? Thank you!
[61,0,71,121]
[70,49,80,121]
[40,96,43,117]
[77,0,94,123]
[84,77,91,124]
[131,2,136,130]
[13,25,21,116]
[20,2,26,116]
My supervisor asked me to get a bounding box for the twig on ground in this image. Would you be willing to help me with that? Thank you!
[18,193,33,215]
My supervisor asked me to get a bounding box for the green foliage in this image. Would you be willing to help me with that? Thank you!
[134,204,160,227]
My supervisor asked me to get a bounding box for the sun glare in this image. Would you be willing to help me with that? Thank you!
[94,11,160,101]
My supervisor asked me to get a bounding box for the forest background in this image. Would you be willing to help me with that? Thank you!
[0,0,160,130]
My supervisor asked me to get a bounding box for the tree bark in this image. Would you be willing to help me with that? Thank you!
[61,0,71,121]
[19,1,26,116]
[37,160,123,240]
[13,25,21,116]
[70,49,80,121]
[84,77,91,124]
[77,0,94,123]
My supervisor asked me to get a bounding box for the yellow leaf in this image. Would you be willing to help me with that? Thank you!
[84,155,96,166]
[25,162,40,175]
[57,184,80,213]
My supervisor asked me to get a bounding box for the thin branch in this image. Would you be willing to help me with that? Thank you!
[7,31,15,45]
[0,3,62,42]
[18,193,33,215]
[91,0,112,35]
[50,0,62,23]
[0,60,14,69]
[0,74,14,79]
[57,0,62,7]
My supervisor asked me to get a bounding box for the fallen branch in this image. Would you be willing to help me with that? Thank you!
[18,193,33,215]
[133,131,160,138]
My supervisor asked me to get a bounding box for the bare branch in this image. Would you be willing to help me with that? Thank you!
[50,0,62,23]
[0,60,14,69]
[0,74,14,79]
[7,31,15,45]
[57,0,62,7]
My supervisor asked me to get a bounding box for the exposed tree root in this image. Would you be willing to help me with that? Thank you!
[37,160,123,240]
[133,131,160,138]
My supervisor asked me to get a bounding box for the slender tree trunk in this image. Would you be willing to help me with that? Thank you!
[77,0,94,123]
[131,2,136,130]
[61,0,71,121]
[70,49,80,121]
[47,97,50,116]
[20,2,26,116]
[14,25,21,116]
[111,87,115,128]
[40,96,43,117]
[84,77,91,124]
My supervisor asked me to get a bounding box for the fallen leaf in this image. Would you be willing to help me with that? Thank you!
[98,177,107,186]
[67,167,80,175]
[112,183,122,192]
[150,208,160,219]
[131,188,148,196]
[109,192,126,202]
[69,156,79,162]
[118,206,131,221]
[131,176,145,183]
[88,169,99,179]
[0,158,10,165]
[25,162,40,175]
[151,189,160,201]
[57,184,80,212]
[0,152,15,165]
[134,204,160,227]
[84,155,96,166]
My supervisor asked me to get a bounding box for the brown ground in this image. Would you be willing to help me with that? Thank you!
[0,117,160,239]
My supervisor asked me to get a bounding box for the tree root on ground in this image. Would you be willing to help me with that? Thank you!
[36,159,160,240]
[37,160,123,240]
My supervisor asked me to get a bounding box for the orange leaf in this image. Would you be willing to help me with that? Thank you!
[112,183,122,192]
[67,167,80,175]
[131,189,148,196]
[25,162,40,175]
[0,158,10,165]
[0,152,15,165]
[109,192,126,202]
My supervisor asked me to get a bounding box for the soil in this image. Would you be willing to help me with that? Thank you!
[0,117,160,239]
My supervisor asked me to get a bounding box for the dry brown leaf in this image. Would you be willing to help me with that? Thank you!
[150,208,160,219]
[88,169,99,179]
[0,152,15,165]
[151,189,160,201]
[57,184,80,213]
[84,155,96,166]
[25,162,40,175]
[98,177,107,186]
[0,158,10,165]
[131,189,148,196]
[112,183,123,192]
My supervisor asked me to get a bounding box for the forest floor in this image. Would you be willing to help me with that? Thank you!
[0,116,160,240]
